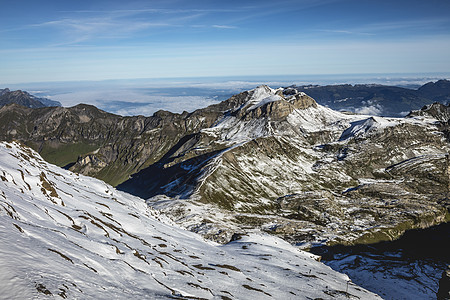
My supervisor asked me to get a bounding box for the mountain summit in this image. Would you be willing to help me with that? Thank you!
[0,88,61,108]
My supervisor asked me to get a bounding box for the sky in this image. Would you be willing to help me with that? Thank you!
[1,0,450,84]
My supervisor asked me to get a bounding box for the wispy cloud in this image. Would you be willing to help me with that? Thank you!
[317,29,374,36]
[29,16,178,45]
[24,6,242,45]
[46,88,221,116]
[345,18,450,36]
[60,8,241,15]
[316,17,449,38]
[354,104,383,116]
[212,25,237,29]
[367,18,449,31]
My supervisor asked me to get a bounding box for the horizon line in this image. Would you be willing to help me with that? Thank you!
[3,71,450,86]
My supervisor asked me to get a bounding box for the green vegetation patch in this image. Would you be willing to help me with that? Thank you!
[39,143,99,167]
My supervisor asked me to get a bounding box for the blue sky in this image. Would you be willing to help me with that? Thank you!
[1,0,450,84]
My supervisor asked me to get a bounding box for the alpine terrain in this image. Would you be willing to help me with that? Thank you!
[0,141,380,299]
[120,86,449,246]
[0,84,449,299]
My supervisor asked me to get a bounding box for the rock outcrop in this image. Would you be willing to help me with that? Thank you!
[407,102,450,122]
[438,266,450,300]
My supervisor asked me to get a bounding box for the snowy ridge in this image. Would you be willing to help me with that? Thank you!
[287,104,355,133]
[191,85,446,211]
[0,142,381,299]
[243,85,280,111]
[204,89,349,144]
[201,85,281,143]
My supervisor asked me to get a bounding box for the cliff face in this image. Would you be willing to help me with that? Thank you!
[408,102,450,122]
[115,86,450,247]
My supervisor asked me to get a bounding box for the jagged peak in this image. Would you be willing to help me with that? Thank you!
[0,88,10,95]
[230,86,317,121]
[10,89,28,95]
[250,84,275,95]
[407,102,450,122]
[422,102,449,111]
[0,88,61,108]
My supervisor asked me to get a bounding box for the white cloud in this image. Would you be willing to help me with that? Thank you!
[46,88,221,116]
[354,104,383,116]
[112,97,218,116]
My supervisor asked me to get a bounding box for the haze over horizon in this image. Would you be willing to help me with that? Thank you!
[1,0,450,84]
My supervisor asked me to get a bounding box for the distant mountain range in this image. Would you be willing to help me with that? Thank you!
[293,79,450,116]
[2,79,450,117]
[0,88,61,108]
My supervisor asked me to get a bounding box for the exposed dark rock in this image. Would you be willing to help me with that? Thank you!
[407,102,450,122]
[0,99,223,186]
[438,266,450,300]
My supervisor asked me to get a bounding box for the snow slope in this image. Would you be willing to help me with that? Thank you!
[0,141,381,299]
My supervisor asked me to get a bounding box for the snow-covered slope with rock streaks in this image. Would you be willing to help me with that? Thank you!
[0,141,381,299]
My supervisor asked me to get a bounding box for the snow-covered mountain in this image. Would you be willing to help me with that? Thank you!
[115,85,448,248]
[1,84,447,248]
[0,141,380,299]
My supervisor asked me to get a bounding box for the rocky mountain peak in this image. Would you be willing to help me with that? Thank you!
[0,88,10,96]
[408,102,450,122]
[253,84,273,94]
[0,88,61,108]
[231,86,318,121]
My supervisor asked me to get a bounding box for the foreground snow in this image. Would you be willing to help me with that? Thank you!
[0,141,380,299]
